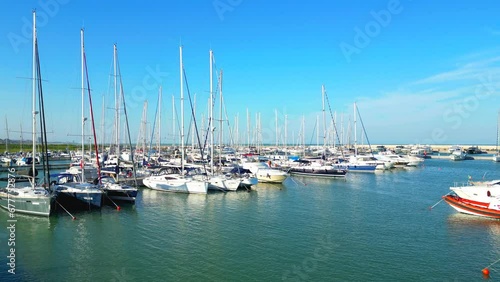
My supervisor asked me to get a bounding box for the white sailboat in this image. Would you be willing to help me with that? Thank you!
[100,43,139,202]
[53,28,103,209]
[0,11,54,216]
[143,46,208,194]
[206,50,241,191]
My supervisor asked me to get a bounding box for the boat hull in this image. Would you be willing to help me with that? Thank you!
[289,167,347,178]
[0,191,53,217]
[55,190,103,209]
[239,177,258,188]
[104,189,138,202]
[256,171,288,183]
[207,177,240,191]
[143,175,208,194]
[443,195,500,219]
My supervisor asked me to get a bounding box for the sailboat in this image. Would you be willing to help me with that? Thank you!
[0,11,55,216]
[340,102,388,172]
[205,51,241,191]
[143,46,208,194]
[100,43,139,202]
[493,111,500,162]
[288,86,348,178]
[52,29,103,209]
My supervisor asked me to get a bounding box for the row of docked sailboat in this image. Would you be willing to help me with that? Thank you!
[142,48,256,193]
[0,12,137,217]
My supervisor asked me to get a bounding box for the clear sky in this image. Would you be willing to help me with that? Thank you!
[1,0,500,147]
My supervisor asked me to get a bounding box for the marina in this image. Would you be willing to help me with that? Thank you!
[2,1,500,280]
[1,157,500,281]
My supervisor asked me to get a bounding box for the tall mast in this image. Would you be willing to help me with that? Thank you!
[354,102,357,156]
[316,115,319,148]
[20,123,23,152]
[114,44,120,160]
[258,113,261,154]
[246,108,250,150]
[172,95,175,147]
[275,109,278,148]
[5,116,9,153]
[209,49,214,173]
[158,86,162,156]
[340,112,344,148]
[497,110,500,153]
[80,28,85,182]
[32,10,37,189]
[179,45,184,173]
[219,70,223,166]
[322,85,326,149]
[101,95,105,154]
[285,114,288,150]
[333,111,337,148]
[191,94,196,150]
[235,114,238,147]
[301,115,305,157]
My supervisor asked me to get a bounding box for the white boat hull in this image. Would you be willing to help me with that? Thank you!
[143,175,208,194]
[256,170,288,183]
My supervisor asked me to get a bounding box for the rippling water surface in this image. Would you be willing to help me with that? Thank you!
[1,159,500,281]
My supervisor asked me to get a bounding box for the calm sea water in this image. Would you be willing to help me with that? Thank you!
[1,158,500,281]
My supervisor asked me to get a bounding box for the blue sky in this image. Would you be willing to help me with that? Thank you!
[2,0,500,147]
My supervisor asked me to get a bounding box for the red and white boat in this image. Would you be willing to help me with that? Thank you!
[443,180,500,219]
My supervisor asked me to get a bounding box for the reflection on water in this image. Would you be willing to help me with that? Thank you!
[5,158,500,281]
[447,213,500,242]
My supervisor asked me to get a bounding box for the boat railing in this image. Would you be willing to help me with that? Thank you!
[452,181,473,188]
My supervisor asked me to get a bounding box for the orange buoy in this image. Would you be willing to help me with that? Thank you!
[482,268,490,276]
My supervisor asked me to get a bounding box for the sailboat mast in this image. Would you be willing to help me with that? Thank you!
[114,44,120,159]
[192,94,196,151]
[285,114,288,150]
[209,49,214,173]
[495,111,500,154]
[219,70,223,166]
[322,85,326,149]
[333,111,337,148]
[316,115,319,148]
[32,10,37,189]
[354,102,357,156]
[246,108,250,150]
[301,115,305,156]
[101,95,105,154]
[219,70,224,167]
[81,28,87,182]
[180,45,184,173]
[275,109,278,148]
[5,116,9,153]
[158,86,162,156]
[172,95,175,147]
